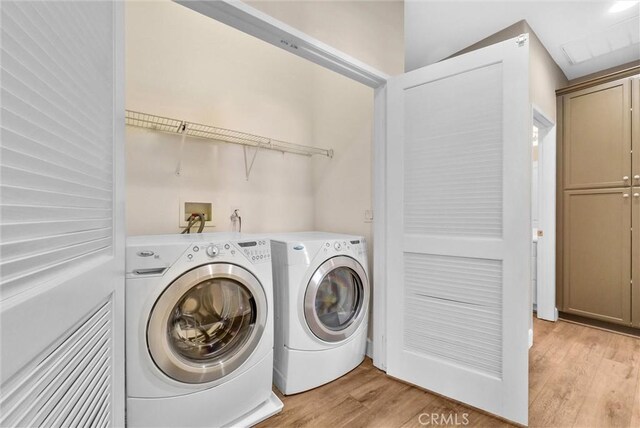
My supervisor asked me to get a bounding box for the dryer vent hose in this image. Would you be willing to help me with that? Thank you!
[181,213,205,234]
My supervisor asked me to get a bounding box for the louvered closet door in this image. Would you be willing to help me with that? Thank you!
[0,2,125,427]
[385,35,530,425]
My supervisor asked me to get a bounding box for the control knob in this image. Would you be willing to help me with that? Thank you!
[206,245,219,257]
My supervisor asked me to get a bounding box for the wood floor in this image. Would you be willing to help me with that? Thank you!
[257,318,640,428]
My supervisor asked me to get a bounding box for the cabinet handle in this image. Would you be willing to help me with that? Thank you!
[623,193,630,198]
[623,176,630,181]
[634,175,640,181]
[634,193,640,198]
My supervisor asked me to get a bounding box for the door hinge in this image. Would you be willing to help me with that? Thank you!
[516,34,528,47]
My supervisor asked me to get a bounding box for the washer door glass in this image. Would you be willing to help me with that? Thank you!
[305,256,370,343]
[148,263,267,384]
[169,278,255,362]
[315,267,361,330]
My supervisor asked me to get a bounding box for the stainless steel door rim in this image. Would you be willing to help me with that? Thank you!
[147,263,267,384]
[304,256,369,342]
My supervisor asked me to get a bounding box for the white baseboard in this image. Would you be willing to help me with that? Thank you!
[528,328,533,349]
[366,338,373,359]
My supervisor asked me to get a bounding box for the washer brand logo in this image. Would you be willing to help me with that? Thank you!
[418,412,469,426]
[293,245,304,250]
[137,250,155,257]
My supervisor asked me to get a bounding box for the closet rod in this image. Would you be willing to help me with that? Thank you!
[125,110,333,158]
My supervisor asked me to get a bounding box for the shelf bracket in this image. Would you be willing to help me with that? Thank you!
[175,122,188,176]
[243,142,262,180]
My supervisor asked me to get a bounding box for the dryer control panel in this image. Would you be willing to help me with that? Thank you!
[321,239,366,259]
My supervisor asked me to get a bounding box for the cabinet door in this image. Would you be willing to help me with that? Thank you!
[633,77,639,188]
[563,79,631,189]
[563,188,631,325]
[633,188,640,327]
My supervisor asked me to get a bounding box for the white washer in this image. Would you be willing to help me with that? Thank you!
[269,232,370,395]
[126,233,282,427]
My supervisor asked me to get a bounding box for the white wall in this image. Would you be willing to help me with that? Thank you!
[311,68,374,255]
[126,1,321,235]
[125,1,395,246]
[247,0,404,76]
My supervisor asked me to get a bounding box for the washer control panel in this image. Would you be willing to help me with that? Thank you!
[181,240,270,264]
[238,240,271,263]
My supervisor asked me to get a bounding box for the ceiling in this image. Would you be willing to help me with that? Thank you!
[405,1,640,79]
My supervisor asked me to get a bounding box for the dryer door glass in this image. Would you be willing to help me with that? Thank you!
[169,278,255,362]
[315,267,361,330]
[305,256,370,342]
[148,263,267,384]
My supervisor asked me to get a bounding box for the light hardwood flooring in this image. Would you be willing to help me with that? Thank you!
[257,318,640,428]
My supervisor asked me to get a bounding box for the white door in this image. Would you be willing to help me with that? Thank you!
[385,35,530,425]
[1,2,125,427]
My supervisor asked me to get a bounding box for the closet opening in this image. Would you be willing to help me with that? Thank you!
[532,108,557,325]
[125,0,375,254]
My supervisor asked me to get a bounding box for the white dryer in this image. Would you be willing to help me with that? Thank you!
[126,233,282,427]
[269,232,370,395]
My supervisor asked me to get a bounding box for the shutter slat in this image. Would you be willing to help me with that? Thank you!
[2,3,108,113]
[0,301,112,427]
[53,357,110,428]
[1,166,111,199]
[1,66,105,145]
[2,89,111,158]
[0,307,110,409]
[1,228,112,261]
[0,247,112,301]
[1,147,112,189]
[1,107,109,170]
[1,219,112,242]
[1,185,111,210]
[45,353,111,428]
[1,122,112,175]
[1,38,99,136]
[2,204,111,222]
[16,327,110,427]
[1,237,112,281]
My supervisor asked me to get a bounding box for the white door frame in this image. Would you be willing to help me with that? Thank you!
[177,0,391,370]
[175,1,389,88]
[532,106,558,322]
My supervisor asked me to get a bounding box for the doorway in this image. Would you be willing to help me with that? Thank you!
[532,108,557,322]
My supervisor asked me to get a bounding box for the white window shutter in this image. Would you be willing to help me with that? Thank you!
[1,2,125,427]
[1,1,114,300]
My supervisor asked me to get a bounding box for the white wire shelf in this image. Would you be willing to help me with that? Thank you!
[125,110,333,158]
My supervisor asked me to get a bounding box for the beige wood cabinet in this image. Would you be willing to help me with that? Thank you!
[557,68,639,328]
[562,79,631,190]
[563,188,631,325]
